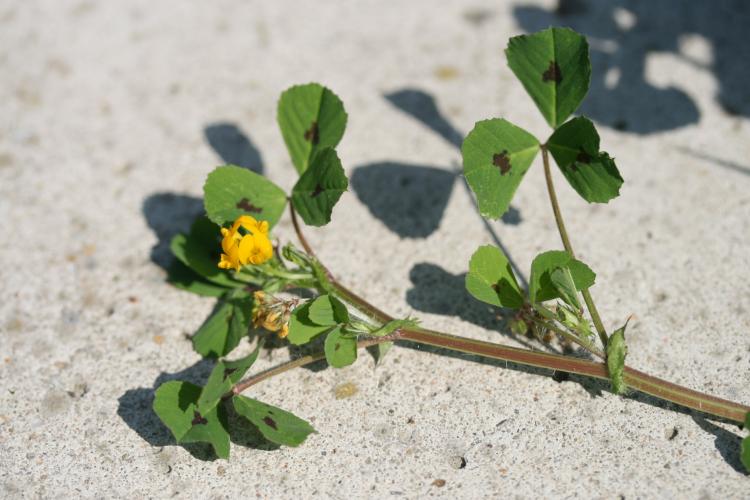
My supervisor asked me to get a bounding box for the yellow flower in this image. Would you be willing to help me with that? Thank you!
[217,215,273,271]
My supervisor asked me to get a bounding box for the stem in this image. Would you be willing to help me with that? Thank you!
[541,146,609,348]
[528,315,605,359]
[232,313,750,423]
[232,334,400,395]
[232,206,750,423]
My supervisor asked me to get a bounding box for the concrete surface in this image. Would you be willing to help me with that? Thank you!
[1,0,749,498]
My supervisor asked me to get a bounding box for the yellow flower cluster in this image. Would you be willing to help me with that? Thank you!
[217,215,274,271]
[252,291,292,338]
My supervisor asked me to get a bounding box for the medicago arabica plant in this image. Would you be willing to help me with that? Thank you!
[152,27,750,469]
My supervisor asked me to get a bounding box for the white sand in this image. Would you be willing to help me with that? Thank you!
[1,0,749,497]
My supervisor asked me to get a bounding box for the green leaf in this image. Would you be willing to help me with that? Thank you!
[166,260,229,297]
[549,266,582,310]
[506,27,591,129]
[742,413,750,472]
[153,381,231,459]
[228,298,253,347]
[462,119,540,218]
[170,216,241,288]
[529,250,595,303]
[222,340,264,385]
[324,326,357,368]
[277,83,348,174]
[180,403,230,459]
[233,395,315,447]
[465,245,525,309]
[192,301,246,358]
[547,117,623,203]
[291,148,348,226]
[308,294,349,326]
[287,302,334,346]
[203,165,287,227]
[606,322,629,395]
[197,362,233,415]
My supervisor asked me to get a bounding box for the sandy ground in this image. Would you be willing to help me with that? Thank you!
[1,0,749,498]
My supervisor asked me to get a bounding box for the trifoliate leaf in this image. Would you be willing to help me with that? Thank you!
[287,302,334,346]
[307,294,349,326]
[547,116,623,203]
[606,322,628,395]
[506,27,591,129]
[203,165,287,227]
[462,119,540,218]
[233,395,316,447]
[291,147,348,227]
[170,216,242,288]
[324,326,357,368]
[465,245,525,309]
[529,250,595,304]
[166,260,229,297]
[153,381,231,459]
[277,83,347,174]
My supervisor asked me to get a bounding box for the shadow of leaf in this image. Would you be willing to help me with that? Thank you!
[204,122,264,175]
[384,89,464,148]
[350,162,456,239]
[142,193,204,270]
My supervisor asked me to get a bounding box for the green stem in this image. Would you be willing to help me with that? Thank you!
[541,146,609,349]
[527,314,605,359]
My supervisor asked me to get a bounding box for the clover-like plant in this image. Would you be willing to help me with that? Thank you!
[152,29,750,467]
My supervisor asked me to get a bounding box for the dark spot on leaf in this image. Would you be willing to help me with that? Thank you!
[334,343,341,351]
[263,416,278,430]
[223,367,237,380]
[491,283,500,292]
[552,371,569,383]
[236,198,263,213]
[576,149,592,164]
[542,61,562,83]
[492,150,511,175]
[311,184,324,198]
[191,410,208,426]
[304,121,319,145]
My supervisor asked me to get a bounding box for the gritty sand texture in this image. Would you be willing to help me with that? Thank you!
[1,0,750,498]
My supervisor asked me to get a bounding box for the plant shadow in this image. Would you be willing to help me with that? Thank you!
[692,416,747,474]
[512,0,750,134]
[142,193,204,270]
[204,122,264,175]
[350,162,456,239]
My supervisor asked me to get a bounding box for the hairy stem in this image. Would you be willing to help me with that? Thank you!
[541,146,609,348]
